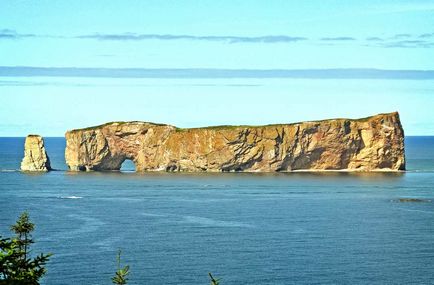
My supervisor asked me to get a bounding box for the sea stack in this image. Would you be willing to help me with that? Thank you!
[21,135,52,172]
[65,112,405,172]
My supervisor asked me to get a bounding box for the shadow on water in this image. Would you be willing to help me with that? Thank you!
[59,168,406,186]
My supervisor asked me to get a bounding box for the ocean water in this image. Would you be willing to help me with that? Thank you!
[0,137,434,284]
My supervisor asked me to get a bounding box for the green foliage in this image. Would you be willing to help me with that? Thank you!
[209,272,221,285]
[10,212,34,262]
[69,121,168,133]
[112,250,130,285]
[0,212,51,285]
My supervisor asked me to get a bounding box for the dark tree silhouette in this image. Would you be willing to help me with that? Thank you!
[0,212,51,284]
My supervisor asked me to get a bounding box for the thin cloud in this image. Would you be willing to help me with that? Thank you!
[1,28,433,49]
[0,29,35,39]
[391,33,412,39]
[382,40,434,48]
[364,34,434,48]
[77,33,308,43]
[366,37,384,41]
[419,32,434,38]
[1,66,433,80]
[320,37,356,41]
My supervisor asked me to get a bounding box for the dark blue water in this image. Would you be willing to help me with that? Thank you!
[1,137,433,284]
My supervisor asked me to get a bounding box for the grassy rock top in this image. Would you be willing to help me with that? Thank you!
[68,112,399,133]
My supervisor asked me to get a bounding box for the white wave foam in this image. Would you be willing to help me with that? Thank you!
[394,207,434,214]
[59,196,83,199]
[0,169,18,172]
[142,212,166,217]
[182,215,254,228]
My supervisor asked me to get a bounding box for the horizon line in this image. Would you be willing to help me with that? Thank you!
[1,66,434,79]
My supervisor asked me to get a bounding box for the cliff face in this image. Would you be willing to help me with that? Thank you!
[65,112,405,172]
[21,135,52,171]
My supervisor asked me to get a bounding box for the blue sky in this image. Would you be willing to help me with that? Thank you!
[1,1,434,136]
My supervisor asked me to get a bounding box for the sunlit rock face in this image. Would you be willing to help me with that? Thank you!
[65,112,405,172]
[21,135,52,171]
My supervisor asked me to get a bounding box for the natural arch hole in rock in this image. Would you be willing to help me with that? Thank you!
[120,159,136,172]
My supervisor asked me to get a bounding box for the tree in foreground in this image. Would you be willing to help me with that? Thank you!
[209,272,221,285]
[0,211,51,284]
[112,249,130,285]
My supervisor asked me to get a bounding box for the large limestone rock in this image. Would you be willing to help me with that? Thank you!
[21,135,52,171]
[65,112,405,172]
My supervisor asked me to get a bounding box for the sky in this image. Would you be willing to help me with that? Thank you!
[1,0,434,136]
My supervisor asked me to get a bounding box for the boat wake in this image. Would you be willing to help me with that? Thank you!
[394,207,434,214]
[0,169,18,172]
[59,196,83,199]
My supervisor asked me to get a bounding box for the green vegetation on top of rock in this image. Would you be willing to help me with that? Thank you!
[68,121,170,133]
[69,112,399,134]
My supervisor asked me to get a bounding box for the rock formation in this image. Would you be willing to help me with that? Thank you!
[21,135,52,171]
[65,112,405,172]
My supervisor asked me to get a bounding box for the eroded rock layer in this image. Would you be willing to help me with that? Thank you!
[65,112,405,172]
[21,135,52,171]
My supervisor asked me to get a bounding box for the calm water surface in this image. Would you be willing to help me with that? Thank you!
[0,137,433,284]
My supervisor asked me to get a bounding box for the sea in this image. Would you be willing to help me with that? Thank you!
[0,137,433,284]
